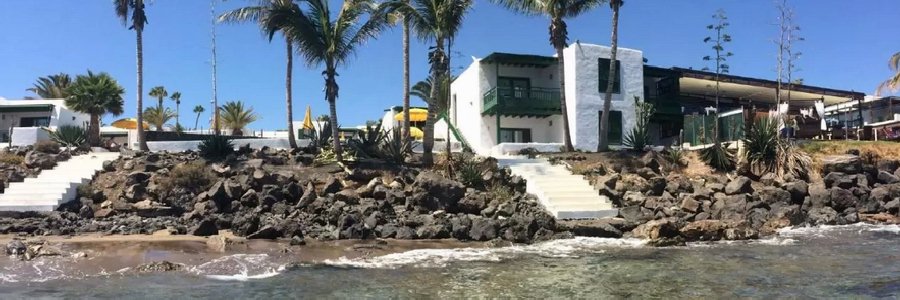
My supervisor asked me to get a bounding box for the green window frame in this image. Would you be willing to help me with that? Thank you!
[598,58,621,94]
[599,110,623,145]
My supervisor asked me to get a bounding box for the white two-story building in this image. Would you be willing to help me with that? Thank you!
[451,43,643,155]
[0,98,90,147]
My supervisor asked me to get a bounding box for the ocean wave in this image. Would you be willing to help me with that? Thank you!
[323,237,646,269]
[186,254,287,281]
[778,223,900,237]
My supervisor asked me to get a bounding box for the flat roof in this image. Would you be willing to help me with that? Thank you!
[671,67,865,101]
[0,104,54,113]
[481,52,557,68]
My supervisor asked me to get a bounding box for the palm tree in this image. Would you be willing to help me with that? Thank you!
[598,0,623,152]
[115,0,150,151]
[27,73,72,99]
[395,0,471,166]
[219,101,258,135]
[193,105,206,130]
[149,86,167,109]
[289,0,386,162]
[65,71,125,146]
[492,0,606,152]
[143,106,176,131]
[411,74,454,159]
[219,0,304,149]
[378,0,413,145]
[170,91,182,128]
[878,52,900,95]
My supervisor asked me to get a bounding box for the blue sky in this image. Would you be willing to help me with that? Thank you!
[0,0,897,130]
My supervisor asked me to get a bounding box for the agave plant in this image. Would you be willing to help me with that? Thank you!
[743,116,779,175]
[379,127,415,164]
[198,135,234,160]
[701,142,736,172]
[310,120,333,150]
[44,125,87,149]
[348,121,384,158]
[623,96,655,151]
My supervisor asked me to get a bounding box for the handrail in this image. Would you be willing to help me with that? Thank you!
[482,86,561,115]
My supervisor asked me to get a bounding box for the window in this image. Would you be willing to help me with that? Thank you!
[499,128,532,143]
[20,117,50,127]
[497,77,531,100]
[598,58,621,94]
[598,111,622,145]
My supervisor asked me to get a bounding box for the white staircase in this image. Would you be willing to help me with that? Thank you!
[0,152,119,212]
[498,157,617,219]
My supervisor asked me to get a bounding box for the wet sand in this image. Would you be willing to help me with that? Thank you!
[0,232,488,278]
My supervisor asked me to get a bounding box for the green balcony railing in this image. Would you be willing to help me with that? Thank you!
[482,87,562,117]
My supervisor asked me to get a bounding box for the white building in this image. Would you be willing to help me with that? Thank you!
[0,98,90,146]
[451,43,644,155]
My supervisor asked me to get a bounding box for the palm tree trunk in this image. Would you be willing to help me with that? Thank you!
[176,102,180,128]
[286,39,298,149]
[598,4,620,152]
[402,18,411,144]
[422,39,444,167]
[557,45,574,152]
[136,29,148,151]
[195,113,201,130]
[325,66,343,162]
[90,114,100,147]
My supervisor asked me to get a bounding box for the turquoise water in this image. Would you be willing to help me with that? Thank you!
[1,224,898,299]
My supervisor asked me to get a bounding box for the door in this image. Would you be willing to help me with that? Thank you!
[497,77,530,101]
[499,128,532,143]
[598,111,623,145]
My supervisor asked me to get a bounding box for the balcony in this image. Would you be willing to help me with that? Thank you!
[482,87,562,117]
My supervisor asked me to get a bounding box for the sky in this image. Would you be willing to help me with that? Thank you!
[0,0,898,131]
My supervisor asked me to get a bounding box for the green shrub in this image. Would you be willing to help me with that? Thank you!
[198,135,234,160]
[158,161,214,194]
[315,147,355,165]
[311,120,333,150]
[486,182,514,202]
[45,125,87,148]
[0,153,24,165]
[623,96,656,151]
[378,127,415,164]
[744,117,779,174]
[517,147,540,159]
[662,146,686,168]
[34,140,61,154]
[701,142,735,172]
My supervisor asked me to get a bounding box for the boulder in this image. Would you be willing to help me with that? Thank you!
[247,225,283,239]
[5,240,26,256]
[24,151,57,169]
[562,219,623,238]
[468,217,498,241]
[822,155,862,174]
[619,205,650,225]
[807,207,838,225]
[877,171,900,184]
[189,218,219,236]
[646,177,666,196]
[322,176,343,194]
[725,176,753,195]
[829,187,857,212]
[876,160,900,174]
[679,220,726,241]
[782,181,808,204]
[680,195,701,213]
[757,186,791,205]
[631,219,680,240]
[412,171,465,212]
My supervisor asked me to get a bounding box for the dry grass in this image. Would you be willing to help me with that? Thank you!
[680,150,715,178]
[799,140,900,180]
[0,153,24,165]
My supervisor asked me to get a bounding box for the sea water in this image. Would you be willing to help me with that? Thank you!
[0,224,897,299]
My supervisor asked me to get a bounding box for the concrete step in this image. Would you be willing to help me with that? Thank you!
[0,152,119,212]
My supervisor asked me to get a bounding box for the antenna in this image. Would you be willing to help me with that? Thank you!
[211,0,220,135]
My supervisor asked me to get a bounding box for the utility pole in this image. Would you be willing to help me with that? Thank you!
[211,0,220,135]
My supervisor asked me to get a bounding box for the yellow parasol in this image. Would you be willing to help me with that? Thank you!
[111,118,149,130]
[409,127,424,139]
[394,108,428,122]
[302,106,314,130]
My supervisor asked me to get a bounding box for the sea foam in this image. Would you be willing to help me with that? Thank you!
[323,237,647,269]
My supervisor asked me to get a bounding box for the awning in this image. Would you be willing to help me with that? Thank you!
[394,108,428,122]
[0,104,53,113]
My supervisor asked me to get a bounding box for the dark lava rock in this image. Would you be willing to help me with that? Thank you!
[725,176,752,195]
[189,218,219,236]
[247,225,283,239]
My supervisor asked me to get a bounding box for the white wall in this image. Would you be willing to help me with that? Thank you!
[10,127,50,146]
[147,138,311,152]
[452,59,487,154]
[564,43,644,151]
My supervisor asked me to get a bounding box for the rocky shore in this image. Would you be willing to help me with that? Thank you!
[554,152,900,246]
[0,148,565,246]
[1,146,898,252]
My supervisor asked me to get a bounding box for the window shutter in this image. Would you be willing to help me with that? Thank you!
[598,58,622,94]
[610,111,623,144]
